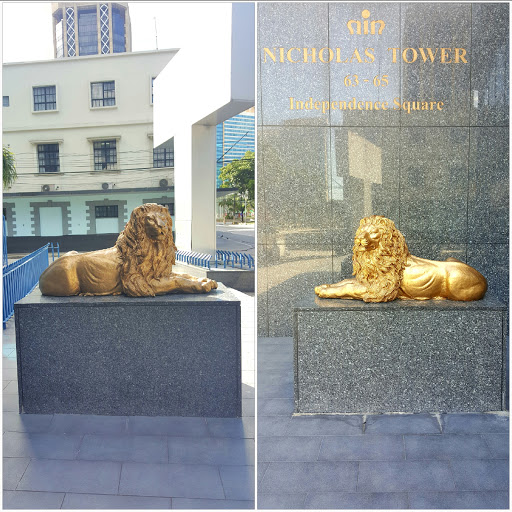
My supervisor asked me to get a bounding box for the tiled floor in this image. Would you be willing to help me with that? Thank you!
[257,337,510,510]
[2,289,255,510]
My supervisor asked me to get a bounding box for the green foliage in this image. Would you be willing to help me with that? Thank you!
[3,146,17,189]
[218,151,254,201]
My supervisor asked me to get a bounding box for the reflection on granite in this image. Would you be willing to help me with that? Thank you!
[258,3,329,126]
[330,127,400,244]
[257,244,269,337]
[257,127,267,246]
[267,244,333,336]
[468,243,509,305]
[468,127,509,243]
[399,127,468,242]
[471,3,509,126]
[329,3,401,127]
[257,3,509,337]
[401,3,471,126]
[261,126,332,247]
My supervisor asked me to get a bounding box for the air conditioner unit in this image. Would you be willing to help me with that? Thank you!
[102,182,114,190]
[41,184,56,192]
[159,179,168,188]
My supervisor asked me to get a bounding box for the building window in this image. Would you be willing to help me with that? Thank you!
[153,147,174,168]
[95,205,118,218]
[3,96,9,107]
[112,5,126,53]
[78,6,98,56]
[160,203,174,215]
[38,144,60,173]
[91,81,115,107]
[93,140,117,170]
[151,77,156,104]
[33,86,57,111]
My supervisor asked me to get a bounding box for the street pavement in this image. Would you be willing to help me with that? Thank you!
[258,337,510,510]
[216,223,255,258]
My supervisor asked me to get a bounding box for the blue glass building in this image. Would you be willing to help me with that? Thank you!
[216,110,255,188]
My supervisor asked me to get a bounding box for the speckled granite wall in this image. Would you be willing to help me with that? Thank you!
[257,2,509,336]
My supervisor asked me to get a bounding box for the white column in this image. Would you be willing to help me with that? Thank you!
[174,124,216,254]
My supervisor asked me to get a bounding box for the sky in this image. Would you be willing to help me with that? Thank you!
[1,1,233,63]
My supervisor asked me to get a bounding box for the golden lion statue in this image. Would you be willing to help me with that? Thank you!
[315,215,487,302]
[39,203,218,297]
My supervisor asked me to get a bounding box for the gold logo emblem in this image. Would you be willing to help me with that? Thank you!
[347,9,385,35]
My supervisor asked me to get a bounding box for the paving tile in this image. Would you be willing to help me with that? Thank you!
[258,398,294,416]
[3,458,30,490]
[172,498,254,509]
[319,435,405,461]
[127,416,209,437]
[3,490,65,509]
[258,462,269,484]
[482,433,509,458]
[2,356,17,369]
[3,368,18,380]
[78,434,168,463]
[408,490,510,509]
[61,493,172,509]
[119,462,225,499]
[258,416,291,436]
[258,436,322,462]
[357,460,455,492]
[3,431,82,460]
[219,465,255,500]
[242,385,255,398]
[304,491,409,509]
[49,414,128,435]
[288,415,363,436]
[450,459,509,490]
[442,413,509,434]
[258,493,307,509]
[259,462,358,493]
[3,413,54,433]
[206,417,255,439]
[405,434,492,460]
[3,381,19,393]
[17,459,121,494]
[365,414,441,434]
[3,394,20,412]
[257,371,293,398]
[242,398,255,417]
[168,436,254,465]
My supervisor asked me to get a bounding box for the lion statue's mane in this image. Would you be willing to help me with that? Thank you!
[352,216,409,302]
[115,204,176,297]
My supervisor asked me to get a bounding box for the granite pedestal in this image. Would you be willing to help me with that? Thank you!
[15,284,241,417]
[294,295,506,414]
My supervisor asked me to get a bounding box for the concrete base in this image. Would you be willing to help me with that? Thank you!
[15,284,241,417]
[173,263,254,293]
[294,295,506,414]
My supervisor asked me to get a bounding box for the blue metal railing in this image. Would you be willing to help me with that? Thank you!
[3,244,50,329]
[175,249,254,270]
[215,250,254,269]
[176,250,212,270]
[3,216,8,267]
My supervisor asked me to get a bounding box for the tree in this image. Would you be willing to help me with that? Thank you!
[218,151,254,222]
[3,146,17,189]
[218,151,254,201]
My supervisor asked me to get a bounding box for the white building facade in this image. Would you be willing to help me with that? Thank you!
[3,49,177,252]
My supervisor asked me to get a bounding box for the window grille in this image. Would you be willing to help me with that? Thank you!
[33,86,57,111]
[91,81,115,107]
[95,205,118,218]
[38,144,60,173]
[93,140,117,170]
[153,147,174,168]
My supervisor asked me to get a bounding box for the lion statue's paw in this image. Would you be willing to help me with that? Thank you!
[201,279,218,292]
[315,284,328,296]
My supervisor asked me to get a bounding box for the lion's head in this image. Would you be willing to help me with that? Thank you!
[352,215,409,302]
[115,203,176,296]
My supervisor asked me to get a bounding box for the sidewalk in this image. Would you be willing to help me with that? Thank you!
[3,289,255,510]
[258,337,509,509]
